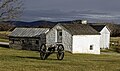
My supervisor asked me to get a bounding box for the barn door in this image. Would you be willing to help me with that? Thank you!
[57,29,62,43]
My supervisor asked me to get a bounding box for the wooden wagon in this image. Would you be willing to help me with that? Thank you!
[39,43,64,60]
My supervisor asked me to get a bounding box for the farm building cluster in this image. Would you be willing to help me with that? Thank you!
[9,21,110,54]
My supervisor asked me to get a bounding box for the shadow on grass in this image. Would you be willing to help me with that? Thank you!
[0,45,9,48]
[15,56,58,60]
[89,59,119,62]
[16,56,40,60]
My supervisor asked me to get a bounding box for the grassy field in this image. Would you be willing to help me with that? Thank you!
[110,37,120,44]
[0,31,10,42]
[111,37,120,40]
[0,31,11,34]
[0,47,120,71]
[0,38,9,42]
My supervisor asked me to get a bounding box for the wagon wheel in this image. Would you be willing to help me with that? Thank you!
[57,44,64,60]
[40,44,47,60]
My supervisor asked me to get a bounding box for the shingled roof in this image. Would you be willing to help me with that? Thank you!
[60,24,100,35]
[90,25,106,32]
[9,28,49,37]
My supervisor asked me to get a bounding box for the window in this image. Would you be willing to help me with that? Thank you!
[36,40,39,45]
[59,31,62,36]
[90,45,93,50]
[57,29,62,43]
[12,39,14,44]
[22,40,25,44]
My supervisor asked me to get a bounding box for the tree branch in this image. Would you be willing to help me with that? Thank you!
[0,0,23,21]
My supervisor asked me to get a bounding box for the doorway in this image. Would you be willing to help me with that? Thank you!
[57,29,62,43]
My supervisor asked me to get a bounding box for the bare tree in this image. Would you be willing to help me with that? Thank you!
[0,0,23,21]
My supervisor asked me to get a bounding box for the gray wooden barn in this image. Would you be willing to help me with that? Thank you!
[9,28,49,50]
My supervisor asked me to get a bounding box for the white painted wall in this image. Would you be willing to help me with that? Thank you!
[72,35,100,54]
[100,26,110,49]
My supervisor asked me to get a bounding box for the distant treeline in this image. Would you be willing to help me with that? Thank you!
[0,20,120,37]
[106,23,120,37]
[0,23,15,31]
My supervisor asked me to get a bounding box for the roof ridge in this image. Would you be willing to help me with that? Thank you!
[60,23,100,35]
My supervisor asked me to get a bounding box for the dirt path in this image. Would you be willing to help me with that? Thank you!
[0,42,9,45]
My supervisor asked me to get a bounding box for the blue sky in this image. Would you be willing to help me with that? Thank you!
[20,0,120,23]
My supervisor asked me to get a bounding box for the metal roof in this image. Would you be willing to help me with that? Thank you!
[9,28,49,37]
[60,24,100,35]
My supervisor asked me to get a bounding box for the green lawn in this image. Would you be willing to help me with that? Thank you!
[0,47,120,71]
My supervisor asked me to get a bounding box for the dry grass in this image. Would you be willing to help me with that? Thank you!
[110,37,120,43]
[0,31,11,39]
[0,47,120,71]
[0,38,9,42]
[0,31,11,34]
[0,31,10,42]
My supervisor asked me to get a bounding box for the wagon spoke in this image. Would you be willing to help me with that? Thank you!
[57,44,64,60]
[40,44,47,60]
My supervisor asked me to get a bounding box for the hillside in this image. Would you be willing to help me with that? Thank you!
[0,20,120,37]
[2,20,82,27]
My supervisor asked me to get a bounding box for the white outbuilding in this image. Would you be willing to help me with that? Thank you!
[91,25,110,49]
[46,24,101,54]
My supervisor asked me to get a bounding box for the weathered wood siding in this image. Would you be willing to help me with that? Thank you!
[9,34,46,51]
[46,24,72,52]
[62,29,72,52]
[9,37,23,49]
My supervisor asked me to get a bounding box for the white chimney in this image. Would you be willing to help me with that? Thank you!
[81,20,87,24]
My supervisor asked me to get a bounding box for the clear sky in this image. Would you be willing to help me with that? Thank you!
[20,0,120,23]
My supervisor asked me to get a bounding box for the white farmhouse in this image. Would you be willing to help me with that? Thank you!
[91,25,110,49]
[46,24,101,54]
